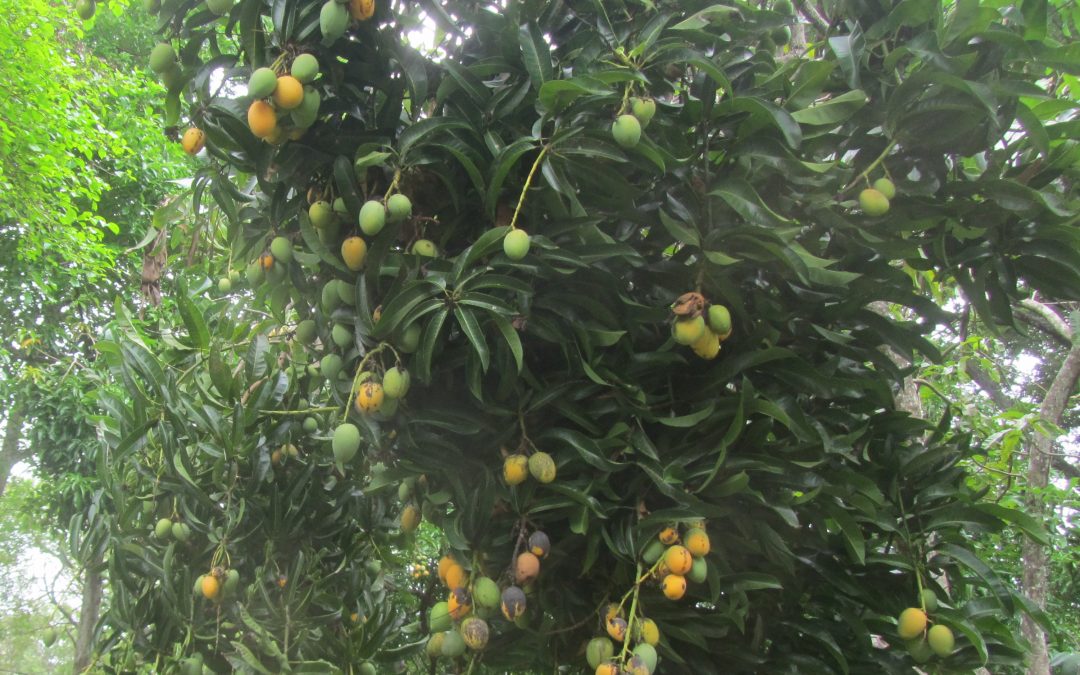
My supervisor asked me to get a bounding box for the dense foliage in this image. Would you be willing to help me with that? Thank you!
[89,0,1080,672]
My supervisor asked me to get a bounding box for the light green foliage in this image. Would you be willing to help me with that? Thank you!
[0,480,75,671]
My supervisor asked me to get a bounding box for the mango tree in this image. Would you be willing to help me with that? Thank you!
[94,0,1080,672]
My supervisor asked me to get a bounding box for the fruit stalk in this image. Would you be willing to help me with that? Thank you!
[618,561,644,664]
[509,144,550,231]
[895,483,930,611]
[382,170,401,202]
[841,139,898,196]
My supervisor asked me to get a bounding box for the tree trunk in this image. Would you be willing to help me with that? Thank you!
[73,550,104,674]
[0,400,27,499]
[1021,339,1080,675]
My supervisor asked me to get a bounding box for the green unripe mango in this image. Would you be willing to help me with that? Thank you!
[223,569,240,594]
[920,589,938,612]
[387,193,412,222]
[503,228,530,260]
[528,452,556,483]
[906,638,934,664]
[359,200,386,236]
[331,323,353,349]
[160,63,183,90]
[382,367,409,399]
[332,423,361,464]
[707,305,732,336]
[171,522,191,542]
[309,200,334,228]
[357,662,376,675]
[296,319,317,344]
[774,0,794,14]
[229,269,240,283]
[217,278,232,293]
[399,323,421,353]
[473,577,500,610]
[149,43,177,73]
[320,0,349,43]
[291,53,319,83]
[270,236,293,264]
[336,278,355,305]
[332,197,348,215]
[440,630,466,657]
[612,114,642,149]
[265,261,287,285]
[642,538,665,564]
[412,239,438,257]
[245,261,264,285]
[302,416,318,433]
[321,282,341,312]
[76,0,96,20]
[873,177,896,199]
[927,625,954,657]
[631,97,656,127]
[291,87,321,128]
[248,67,278,98]
[586,637,615,669]
[320,353,343,381]
[154,517,173,539]
[633,643,658,673]
[772,26,791,46]
[179,654,203,675]
[688,556,708,583]
[429,602,453,632]
[859,188,890,216]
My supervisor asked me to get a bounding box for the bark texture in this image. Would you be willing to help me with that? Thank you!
[73,551,104,674]
[0,401,27,499]
[1021,339,1080,675]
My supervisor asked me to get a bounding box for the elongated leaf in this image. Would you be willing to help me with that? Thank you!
[454,306,490,371]
[518,23,552,89]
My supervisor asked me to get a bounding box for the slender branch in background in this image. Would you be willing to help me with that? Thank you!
[962,356,1080,482]
[43,568,78,629]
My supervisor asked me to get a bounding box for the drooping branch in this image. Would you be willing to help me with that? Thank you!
[1016,299,1073,347]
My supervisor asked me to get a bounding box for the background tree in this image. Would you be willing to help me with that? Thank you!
[0,0,187,670]
[918,293,1080,672]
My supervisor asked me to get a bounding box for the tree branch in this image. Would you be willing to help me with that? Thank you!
[1036,339,1080,453]
[963,361,1015,410]
[963,351,1080,483]
[1053,455,1080,482]
[1016,299,1073,346]
[792,0,829,33]
[44,567,79,630]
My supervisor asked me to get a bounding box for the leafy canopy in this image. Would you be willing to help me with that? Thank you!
[91,0,1080,672]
